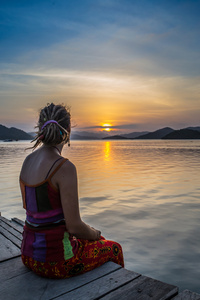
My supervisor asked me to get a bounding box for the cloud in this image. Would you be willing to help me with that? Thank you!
[80,124,139,130]
[0,1,200,130]
[1,1,200,77]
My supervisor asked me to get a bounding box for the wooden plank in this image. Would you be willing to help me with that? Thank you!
[54,268,140,300]
[0,233,21,262]
[0,225,22,248]
[0,216,24,234]
[11,219,24,234]
[0,256,30,282]
[12,217,25,228]
[0,262,122,300]
[0,216,12,224]
[100,275,178,300]
[0,218,22,241]
[172,289,200,300]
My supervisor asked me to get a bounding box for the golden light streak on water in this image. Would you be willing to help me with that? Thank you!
[104,141,111,161]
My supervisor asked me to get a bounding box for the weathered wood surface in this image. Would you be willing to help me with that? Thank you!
[54,268,140,300]
[173,290,200,300]
[0,216,23,261]
[0,262,122,300]
[0,233,21,261]
[100,275,178,300]
[0,224,22,248]
[0,256,30,281]
[1,215,200,300]
[0,215,24,235]
[12,217,25,229]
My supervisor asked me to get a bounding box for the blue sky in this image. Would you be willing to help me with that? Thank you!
[0,0,200,132]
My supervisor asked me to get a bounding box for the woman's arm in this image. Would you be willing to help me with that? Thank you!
[58,160,101,240]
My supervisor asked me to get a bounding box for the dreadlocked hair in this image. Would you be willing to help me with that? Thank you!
[30,103,71,151]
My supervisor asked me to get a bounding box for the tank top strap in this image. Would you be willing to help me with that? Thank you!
[45,158,68,180]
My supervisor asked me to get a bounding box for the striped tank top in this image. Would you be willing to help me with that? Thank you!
[20,158,78,262]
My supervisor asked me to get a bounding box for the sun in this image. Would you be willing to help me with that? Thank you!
[104,128,111,131]
[102,123,112,132]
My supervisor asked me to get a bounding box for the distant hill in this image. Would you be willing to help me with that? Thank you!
[0,124,32,140]
[186,126,200,132]
[135,127,174,139]
[27,132,36,138]
[2,124,200,141]
[28,131,103,140]
[103,135,127,140]
[71,134,100,140]
[162,129,200,139]
[101,131,150,140]
[71,130,107,140]
[122,131,149,138]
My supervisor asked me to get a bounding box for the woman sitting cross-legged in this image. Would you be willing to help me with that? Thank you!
[20,103,124,278]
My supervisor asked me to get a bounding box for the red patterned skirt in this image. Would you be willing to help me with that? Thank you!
[21,236,124,278]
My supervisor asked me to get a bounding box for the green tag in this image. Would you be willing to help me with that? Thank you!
[62,232,74,260]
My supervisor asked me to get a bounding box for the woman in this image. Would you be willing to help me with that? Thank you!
[20,103,124,278]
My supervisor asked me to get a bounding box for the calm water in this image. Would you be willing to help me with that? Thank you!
[1,140,200,292]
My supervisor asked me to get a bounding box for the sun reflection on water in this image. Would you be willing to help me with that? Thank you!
[104,141,111,161]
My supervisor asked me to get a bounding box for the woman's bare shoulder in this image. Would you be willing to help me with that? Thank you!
[56,159,78,188]
[59,159,77,176]
[20,153,32,172]
[20,149,41,177]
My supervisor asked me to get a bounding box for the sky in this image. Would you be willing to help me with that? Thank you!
[0,0,200,133]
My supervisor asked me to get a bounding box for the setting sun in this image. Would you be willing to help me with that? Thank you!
[104,128,111,131]
[103,123,112,127]
[102,123,112,131]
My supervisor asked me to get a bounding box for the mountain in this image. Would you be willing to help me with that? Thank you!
[122,131,149,138]
[0,124,32,140]
[186,126,200,132]
[135,127,174,139]
[2,124,200,141]
[71,130,108,140]
[103,135,127,140]
[27,132,36,137]
[27,131,101,140]
[101,131,150,140]
[71,134,100,140]
[162,129,200,139]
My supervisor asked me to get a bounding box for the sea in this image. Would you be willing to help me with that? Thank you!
[0,140,200,293]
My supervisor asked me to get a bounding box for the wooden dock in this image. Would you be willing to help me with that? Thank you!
[1,215,200,300]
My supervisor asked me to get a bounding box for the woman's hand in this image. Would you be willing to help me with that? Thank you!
[92,227,101,240]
